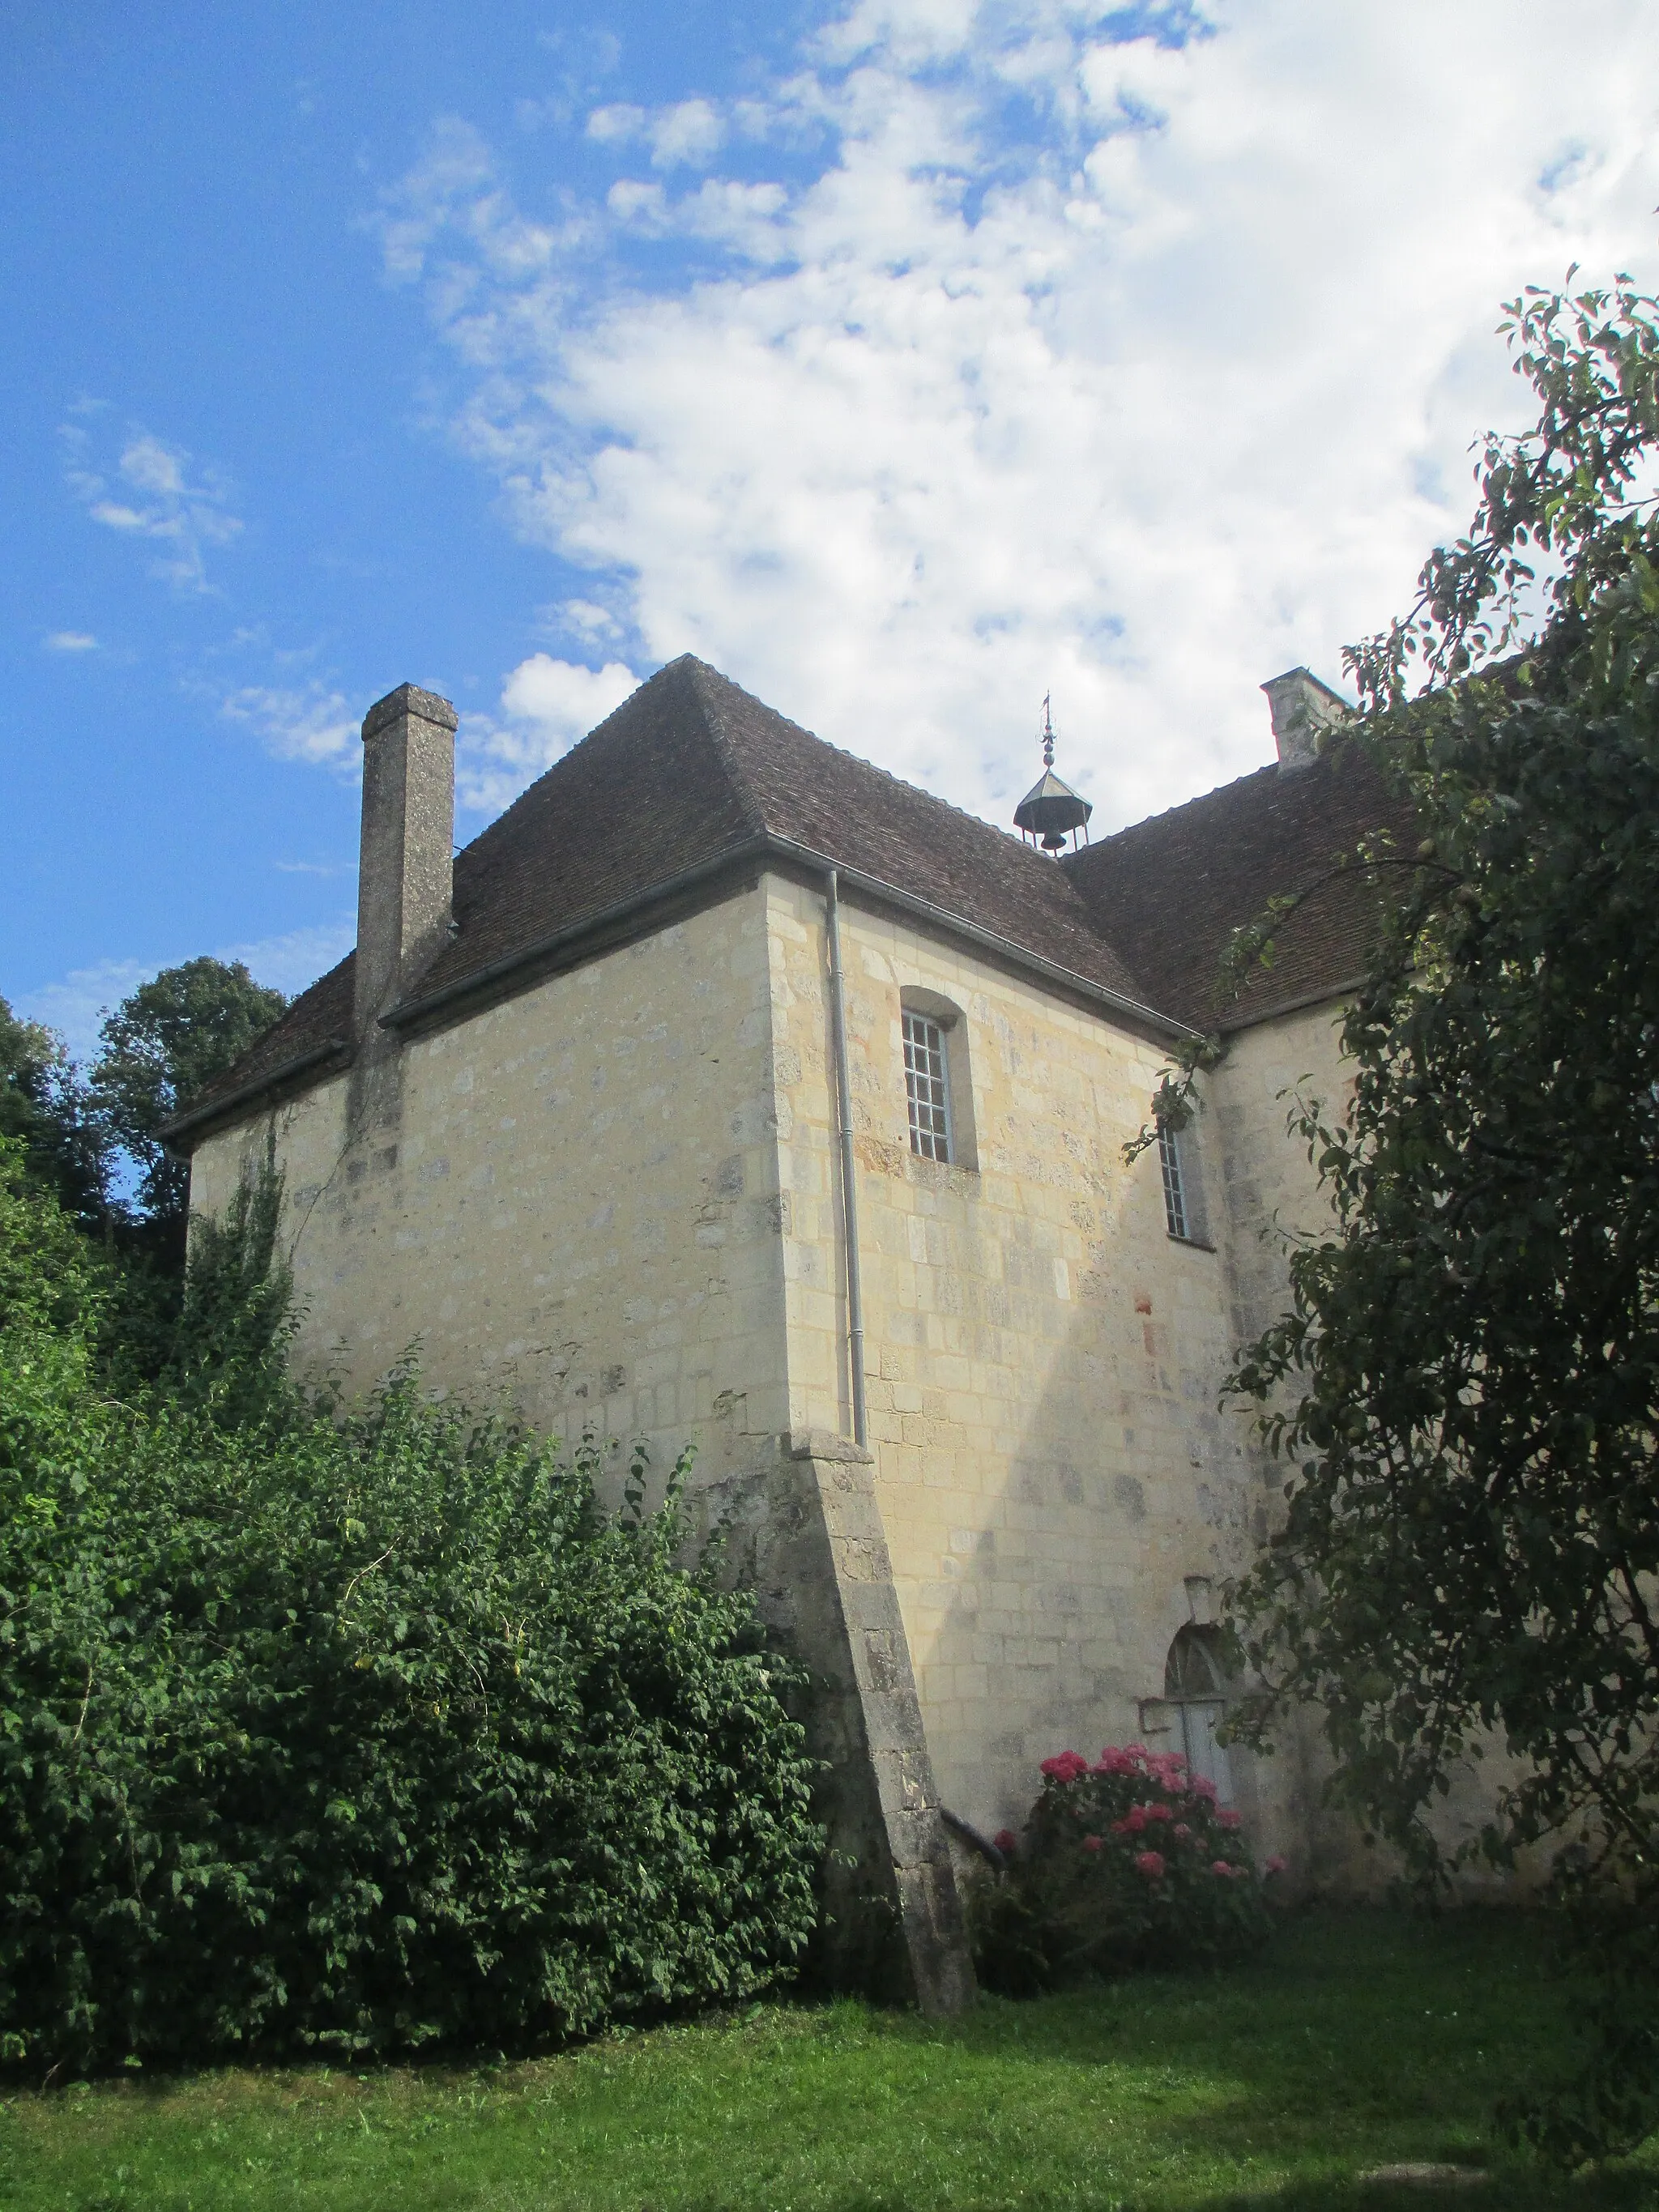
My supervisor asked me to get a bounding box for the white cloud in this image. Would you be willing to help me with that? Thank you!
[62,421,242,594]
[44,631,99,653]
[220,684,362,769]
[17,923,355,1068]
[16,959,151,1067]
[586,94,727,164]
[501,650,638,728]
[118,433,186,497]
[458,653,638,812]
[218,920,356,997]
[607,177,666,226]
[215,650,637,815]
[588,102,646,145]
[555,597,625,638]
[648,99,726,169]
[377,0,1659,832]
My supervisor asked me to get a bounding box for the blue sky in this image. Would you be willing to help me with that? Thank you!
[6,1,1657,1055]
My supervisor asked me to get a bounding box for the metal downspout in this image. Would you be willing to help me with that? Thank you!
[825,868,868,1449]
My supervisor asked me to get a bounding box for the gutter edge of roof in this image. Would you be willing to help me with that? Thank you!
[760,834,1195,1045]
[383,830,1195,1042]
[1216,975,1364,1036]
[169,835,1197,1150]
[160,1035,352,1151]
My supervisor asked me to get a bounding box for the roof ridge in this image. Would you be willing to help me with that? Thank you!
[1082,759,1282,851]
[1079,729,1381,862]
[443,654,758,884]
[679,658,770,838]
[690,656,1110,903]
[181,654,1165,1138]
[450,657,672,851]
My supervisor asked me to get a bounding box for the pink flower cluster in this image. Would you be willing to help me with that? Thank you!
[1086,1745,1222,1796]
[992,1830,1018,1857]
[1093,1744,1190,1787]
[1092,1745,1146,1777]
[1039,1745,1268,1893]
[1111,1800,1175,1835]
[1039,1750,1090,1784]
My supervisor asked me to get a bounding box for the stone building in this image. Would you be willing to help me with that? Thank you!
[169,655,1411,2007]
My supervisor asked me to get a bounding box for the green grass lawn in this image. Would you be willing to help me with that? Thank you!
[1,1910,1653,2212]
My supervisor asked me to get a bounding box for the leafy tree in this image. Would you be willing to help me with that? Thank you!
[88,957,286,1257]
[0,998,108,1229]
[0,1142,821,2069]
[1216,275,1659,2165]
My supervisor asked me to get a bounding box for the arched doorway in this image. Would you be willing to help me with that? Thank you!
[1162,1624,1234,1805]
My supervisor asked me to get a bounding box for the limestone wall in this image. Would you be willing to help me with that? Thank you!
[762,874,1299,1854]
[190,870,1499,1895]
[190,878,977,1995]
[1210,999,1350,1359]
[190,884,792,1498]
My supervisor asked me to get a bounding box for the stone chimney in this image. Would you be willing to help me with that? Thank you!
[1261,667,1350,770]
[354,683,457,1034]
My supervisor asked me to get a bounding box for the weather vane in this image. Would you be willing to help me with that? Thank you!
[1013,692,1094,854]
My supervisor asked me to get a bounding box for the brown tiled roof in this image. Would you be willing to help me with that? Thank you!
[164,953,355,1136]
[1061,737,1418,1029]
[172,658,1414,1139]
[400,654,1147,1009]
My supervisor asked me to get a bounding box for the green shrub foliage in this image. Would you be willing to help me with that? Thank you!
[1203,279,1659,2164]
[0,1147,820,2068]
[969,1746,1275,1996]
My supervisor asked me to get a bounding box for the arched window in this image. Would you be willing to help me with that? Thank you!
[902,1010,953,1161]
[1162,1625,1234,1804]
[898,989,978,1170]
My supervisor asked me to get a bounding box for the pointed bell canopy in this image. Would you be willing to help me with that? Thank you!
[1014,693,1093,851]
[1013,769,1092,850]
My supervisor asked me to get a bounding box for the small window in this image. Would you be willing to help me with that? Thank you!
[903,1010,953,1163]
[1158,1119,1209,1245]
[1158,1123,1188,1238]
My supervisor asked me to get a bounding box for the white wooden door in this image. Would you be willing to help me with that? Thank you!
[1179,1698,1234,1806]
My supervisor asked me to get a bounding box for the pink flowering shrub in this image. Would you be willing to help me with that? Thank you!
[1040,1750,1090,1784]
[966,1744,1275,1994]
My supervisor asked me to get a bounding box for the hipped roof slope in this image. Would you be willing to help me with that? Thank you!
[410,654,1147,1008]
[1062,739,1418,1029]
[177,656,1154,1132]
[175,658,1416,1138]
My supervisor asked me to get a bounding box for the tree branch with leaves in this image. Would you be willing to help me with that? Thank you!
[1209,275,1659,2167]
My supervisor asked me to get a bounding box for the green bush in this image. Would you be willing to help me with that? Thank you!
[0,1149,821,2069]
[969,1745,1276,1995]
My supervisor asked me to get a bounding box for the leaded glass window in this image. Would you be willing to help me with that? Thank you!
[903,1011,952,1162]
[1158,1121,1188,1239]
